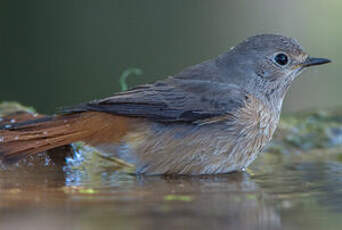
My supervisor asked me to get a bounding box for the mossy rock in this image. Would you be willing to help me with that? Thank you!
[0,102,36,116]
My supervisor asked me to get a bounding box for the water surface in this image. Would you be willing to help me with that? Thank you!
[1,147,342,230]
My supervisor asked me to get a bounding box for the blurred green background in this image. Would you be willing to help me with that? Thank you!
[0,0,339,114]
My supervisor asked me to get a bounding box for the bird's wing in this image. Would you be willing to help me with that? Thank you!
[64,78,247,123]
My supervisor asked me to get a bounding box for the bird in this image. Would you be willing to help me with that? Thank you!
[0,34,331,175]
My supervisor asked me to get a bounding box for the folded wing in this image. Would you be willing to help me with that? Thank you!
[64,78,247,123]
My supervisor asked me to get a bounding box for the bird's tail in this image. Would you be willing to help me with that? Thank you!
[0,111,128,164]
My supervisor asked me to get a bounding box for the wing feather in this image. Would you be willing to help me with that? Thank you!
[64,78,247,123]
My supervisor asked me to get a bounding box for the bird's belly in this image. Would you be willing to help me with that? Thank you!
[95,119,276,175]
[122,122,240,175]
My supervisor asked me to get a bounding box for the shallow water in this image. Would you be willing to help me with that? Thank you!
[1,146,342,230]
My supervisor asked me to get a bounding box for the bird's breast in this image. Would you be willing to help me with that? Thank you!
[235,94,278,138]
[226,94,279,168]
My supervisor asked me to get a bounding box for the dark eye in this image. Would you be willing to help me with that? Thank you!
[274,53,288,66]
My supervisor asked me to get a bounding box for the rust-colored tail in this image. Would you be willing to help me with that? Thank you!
[0,112,131,164]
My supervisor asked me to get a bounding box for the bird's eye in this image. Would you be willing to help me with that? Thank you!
[274,53,288,66]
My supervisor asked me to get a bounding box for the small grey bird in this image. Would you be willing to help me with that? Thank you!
[0,34,331,175]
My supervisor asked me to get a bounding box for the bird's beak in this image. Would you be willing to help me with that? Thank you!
[302,57,331,67]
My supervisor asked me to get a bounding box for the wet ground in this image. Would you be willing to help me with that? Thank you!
[1,145,342,230]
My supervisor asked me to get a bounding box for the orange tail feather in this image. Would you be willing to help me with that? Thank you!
[0,112,131,164]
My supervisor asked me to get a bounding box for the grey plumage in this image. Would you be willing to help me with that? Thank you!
[65,34,307,124]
